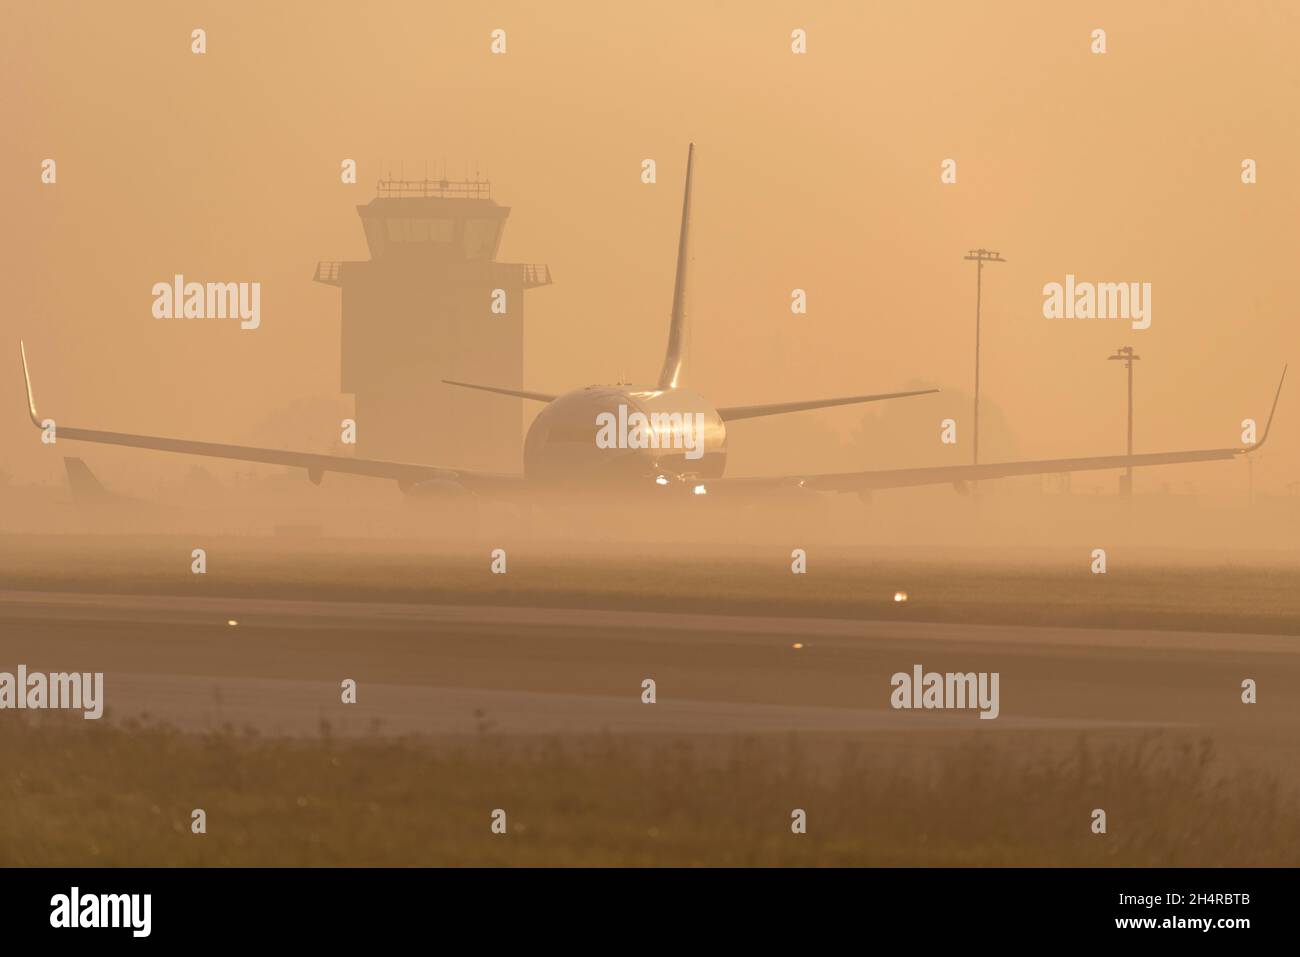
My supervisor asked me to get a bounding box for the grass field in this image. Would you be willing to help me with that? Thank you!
[2,717,1296,867]
[2,532,1296,867]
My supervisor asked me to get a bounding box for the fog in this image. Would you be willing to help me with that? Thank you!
[2,0,1296,560]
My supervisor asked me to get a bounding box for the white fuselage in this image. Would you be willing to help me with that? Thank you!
[523,385,727,489]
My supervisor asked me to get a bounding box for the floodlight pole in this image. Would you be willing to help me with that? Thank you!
[963,249,1006,476]
[1107,346,1141,497]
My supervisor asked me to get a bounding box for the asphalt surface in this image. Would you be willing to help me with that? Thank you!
[1,590,1296,737]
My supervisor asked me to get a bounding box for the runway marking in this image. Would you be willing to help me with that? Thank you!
[1,589,1295,654]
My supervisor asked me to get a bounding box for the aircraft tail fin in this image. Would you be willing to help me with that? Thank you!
[656,143,694,390]
[63,457,114,502]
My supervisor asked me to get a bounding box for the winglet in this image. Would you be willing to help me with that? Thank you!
[1245,364,1287,452]
[19,340,41,427]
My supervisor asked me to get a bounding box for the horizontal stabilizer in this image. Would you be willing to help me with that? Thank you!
[442,379,558,403]
[717,387,938,422]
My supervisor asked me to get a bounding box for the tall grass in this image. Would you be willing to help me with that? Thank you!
[2,717,1294,866]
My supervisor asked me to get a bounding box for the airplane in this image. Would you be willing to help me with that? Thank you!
[62,456,129,504]
[18,145,1287,502]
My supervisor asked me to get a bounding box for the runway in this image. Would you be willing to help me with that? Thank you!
[1,589,1296,738]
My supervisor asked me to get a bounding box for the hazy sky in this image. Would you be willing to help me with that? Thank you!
[3,0,1296,490]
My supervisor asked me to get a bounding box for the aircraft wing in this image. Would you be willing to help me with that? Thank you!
[707,367,1286,495]
[20,342,525,496]
[717,388,939,422]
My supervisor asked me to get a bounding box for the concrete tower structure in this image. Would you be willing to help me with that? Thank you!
[315,176,551,470]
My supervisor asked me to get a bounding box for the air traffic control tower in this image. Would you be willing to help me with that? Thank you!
[314,177,551,470]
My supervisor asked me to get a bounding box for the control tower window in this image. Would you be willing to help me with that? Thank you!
[427,218,453,243]
[463,218,501,259]
[406,219,430,242]
[385,218,455,244]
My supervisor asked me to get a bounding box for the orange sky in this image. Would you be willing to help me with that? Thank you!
[2,0,1297,491]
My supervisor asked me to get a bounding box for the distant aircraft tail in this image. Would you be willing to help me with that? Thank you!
[657,143,694,390]
[63,457,114,502]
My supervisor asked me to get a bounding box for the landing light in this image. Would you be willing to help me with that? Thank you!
[893,592,908,604]
[693,484,707,496]
[227,619,239,626]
